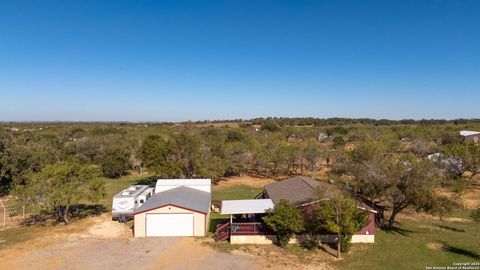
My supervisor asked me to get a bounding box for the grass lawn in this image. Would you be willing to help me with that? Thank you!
[211,184,264,202]
[334,215,480,270]
[209,184,265,234]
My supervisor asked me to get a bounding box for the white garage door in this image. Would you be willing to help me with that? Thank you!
[146,213,194,236]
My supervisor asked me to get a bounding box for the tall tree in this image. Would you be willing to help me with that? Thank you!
[96,144,132,178]
[139,136,181,178]
[316,197,368,258]
[333,141,447,228]
[17,160,104,224]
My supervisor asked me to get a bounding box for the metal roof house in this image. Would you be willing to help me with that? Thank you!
[460,130,480,143]
[134,179,211,237]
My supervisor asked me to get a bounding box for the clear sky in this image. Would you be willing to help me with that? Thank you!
[1,0,479,121]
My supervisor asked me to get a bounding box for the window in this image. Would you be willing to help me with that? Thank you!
[140,199,145,203]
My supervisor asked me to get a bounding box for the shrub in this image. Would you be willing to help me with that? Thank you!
[263,200,305,248]
[340,234,352,253]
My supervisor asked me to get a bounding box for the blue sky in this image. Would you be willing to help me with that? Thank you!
[0,0,479,121]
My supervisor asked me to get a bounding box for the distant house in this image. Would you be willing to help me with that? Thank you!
[216,176,377,244]
[318,132,329,142]
[460,130,480,144]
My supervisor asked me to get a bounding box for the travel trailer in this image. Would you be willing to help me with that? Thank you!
[112,185,150,222]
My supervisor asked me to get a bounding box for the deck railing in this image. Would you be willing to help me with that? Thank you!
[230,222,271,235]
[215,221,272,242]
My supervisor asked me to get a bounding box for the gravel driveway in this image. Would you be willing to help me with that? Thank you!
[0,216,262,270]
[0,215,332,270]
[18,237,261,270]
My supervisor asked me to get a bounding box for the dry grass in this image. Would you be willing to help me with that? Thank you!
[215,175,276,189]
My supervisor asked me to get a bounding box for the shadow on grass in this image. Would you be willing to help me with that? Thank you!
[135,176,159,186]
[209,216,229,234]
[382,226,415,236]
[71,204,107,218]
[440,241,480,259]
[436,225,466,233]
[319,243,338,258]
[20,204,107,226]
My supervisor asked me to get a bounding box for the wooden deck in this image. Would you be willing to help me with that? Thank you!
[215,222,272,241]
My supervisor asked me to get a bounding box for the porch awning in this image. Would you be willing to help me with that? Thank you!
[221,199,274,215]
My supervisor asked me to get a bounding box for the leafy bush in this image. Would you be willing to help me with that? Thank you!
[263,200,305,248]
[341,234,352,253]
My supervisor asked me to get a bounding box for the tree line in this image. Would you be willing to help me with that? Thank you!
[1,121,479,225]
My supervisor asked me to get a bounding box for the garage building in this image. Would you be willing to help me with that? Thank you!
[133,185,211,237]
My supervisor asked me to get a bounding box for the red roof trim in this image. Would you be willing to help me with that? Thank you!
[134,203,208,215]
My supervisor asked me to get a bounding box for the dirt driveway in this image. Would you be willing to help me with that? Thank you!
[0,215,333,270]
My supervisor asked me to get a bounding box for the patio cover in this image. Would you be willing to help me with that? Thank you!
[221,199,274,215]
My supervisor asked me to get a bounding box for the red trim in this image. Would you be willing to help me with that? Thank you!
[134,203,208,215]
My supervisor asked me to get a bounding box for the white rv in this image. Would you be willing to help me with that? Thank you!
[137,187,154,207]
[112,185,150,222]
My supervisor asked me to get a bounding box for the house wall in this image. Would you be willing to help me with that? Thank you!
[355,212,376,235]
[134,205,206,237]
[464,135,480,143]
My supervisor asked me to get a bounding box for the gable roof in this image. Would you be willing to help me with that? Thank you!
[264,176,377,213]
[134,186,211,214]
[264,176,335,205]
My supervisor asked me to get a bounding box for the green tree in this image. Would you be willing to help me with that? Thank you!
[445,143,480,179]
[96,145,131,178]
[263,200,305,247]
[225,141,252,176]
[317,197,368,257]
[333,141,446,228]
[19,160,104,224]
[139,136,181,178]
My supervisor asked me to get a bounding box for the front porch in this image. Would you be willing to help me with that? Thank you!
[214,198,274,242]
[215,221,273,242]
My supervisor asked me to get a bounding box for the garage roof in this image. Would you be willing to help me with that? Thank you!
[134,186,211,214]
[221,199,274,215]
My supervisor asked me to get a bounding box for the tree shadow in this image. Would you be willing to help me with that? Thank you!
[439,241,480,259]
[20,214,50,226]
[70,204,107,219]
[19,204,106,226]
[436,225,465,233]
[382,226,415,237]
[135,176,159,186]
[319,243,338,257]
